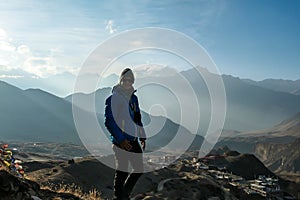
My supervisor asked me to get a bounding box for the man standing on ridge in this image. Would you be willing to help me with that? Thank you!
[104,68,146,200]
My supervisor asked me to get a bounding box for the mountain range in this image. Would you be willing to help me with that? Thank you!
[238,111,300,138]
[0,81,80,144]
[0,80,204,152]
[1,71,300,198]
[217,111,300,150]
[243,78,300,96]
[67,68,300,133]
[208,73,300,132]
[1,67,300,146]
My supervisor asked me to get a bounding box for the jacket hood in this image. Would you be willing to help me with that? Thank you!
[112,84,136,100]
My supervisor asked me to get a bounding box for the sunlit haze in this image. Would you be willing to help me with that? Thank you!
[0,0,299,96]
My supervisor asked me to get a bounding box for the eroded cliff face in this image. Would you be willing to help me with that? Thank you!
[254,139,300,173]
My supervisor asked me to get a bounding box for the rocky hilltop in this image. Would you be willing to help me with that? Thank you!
[1,143,299,199]
[0,170,80,200]
[23,151,299,199]
[217,112,300,178]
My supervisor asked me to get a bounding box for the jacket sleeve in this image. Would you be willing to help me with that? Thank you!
[104,96,126,144]
[134,96,146,140]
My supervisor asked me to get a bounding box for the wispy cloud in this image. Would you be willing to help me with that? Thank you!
[0,74,23,79]
[17,45,30,55]
[105,19,117,34]
[0,0,299,95]
[135,64,178,78]
[0,27,77,78]
[0,29,16,65]
[0,28,8,40]
[23,56,55,77]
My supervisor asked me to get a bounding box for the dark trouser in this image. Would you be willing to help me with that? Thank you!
[113,140,143,200]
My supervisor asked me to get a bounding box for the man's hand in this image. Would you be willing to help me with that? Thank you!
[119,139,132,151]
[140,139,146,151]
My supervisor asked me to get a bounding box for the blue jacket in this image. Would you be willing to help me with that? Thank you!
[104,85,146,145]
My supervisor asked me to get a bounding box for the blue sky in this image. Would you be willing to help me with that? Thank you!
[0,0,299,95]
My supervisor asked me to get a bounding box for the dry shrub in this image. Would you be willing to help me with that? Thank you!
[42,183,102,200]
